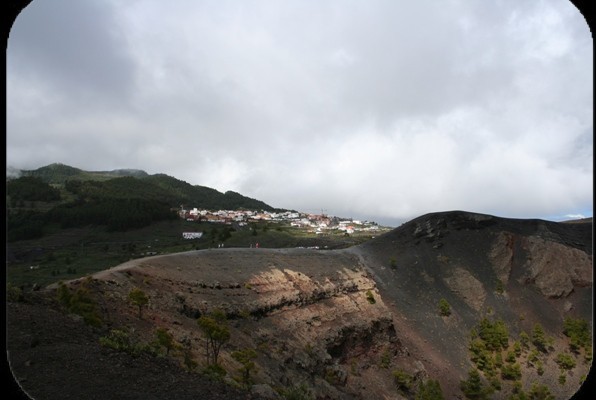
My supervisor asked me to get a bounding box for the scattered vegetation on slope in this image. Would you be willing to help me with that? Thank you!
[56,278,103,327]
[461,313,592,399]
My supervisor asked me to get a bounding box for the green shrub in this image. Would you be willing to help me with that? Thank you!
[513,341,522,357]
[390,257,397,269]
[203,363,226,378]
[231,348,258,387]
[281,384,313,400]
[495,280,504,294]
[469,338,493,372]
[489,376,501,391]
[438,298,451,316]
[380,349,392,369]
[555,352,576,371]
[505,350,516,364]
[477,318,509,351]
[528,383,554,400]
[324,367,342,385]
[519,331,530,350]
[128,287,149,319]
[365,290,376,304]
[393,369,413,392]
[415,379,445,400]
[501,363,521,380]
[7,283,24,303]
[460,369,491,400]
[155,327,175,355]
[531,323,548,352]
[563,317,591,352]
[99,328,157,357]
[56,281,102,327]
[511,380,523,394]
[536,360,544,376]
[181,346,198,372]
[478,355,495,376]
[528,349,539,364]
[100,329,133,352]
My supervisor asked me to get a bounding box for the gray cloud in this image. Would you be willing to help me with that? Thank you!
[7,0,592,225]
[8,0,136,110]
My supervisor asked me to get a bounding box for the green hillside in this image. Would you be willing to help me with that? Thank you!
[141,174,274,211]
[6,163,278,241]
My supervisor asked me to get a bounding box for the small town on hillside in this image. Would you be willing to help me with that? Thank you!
[178,207,385,236]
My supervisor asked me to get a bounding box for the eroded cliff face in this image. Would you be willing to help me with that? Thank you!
[521,236,592,298]
[87,248,411,399]
[489,231,593,298]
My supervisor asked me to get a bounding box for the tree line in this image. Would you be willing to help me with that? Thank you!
[6,174,277,242]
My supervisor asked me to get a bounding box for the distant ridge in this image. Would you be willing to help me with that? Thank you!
[20,163,83,183]
[18,163,149,183]
[367,210,593,255]
[561,217,593,224]
[97,168,149,178]
[11,163,277,211]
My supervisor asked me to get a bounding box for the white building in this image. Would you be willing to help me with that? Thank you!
[182,232,203,239]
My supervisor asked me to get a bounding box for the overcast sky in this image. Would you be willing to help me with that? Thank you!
[6,0,593,226]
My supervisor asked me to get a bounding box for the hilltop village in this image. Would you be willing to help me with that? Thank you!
[178,207,385,235]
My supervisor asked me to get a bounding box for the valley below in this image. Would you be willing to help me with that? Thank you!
[6,211,594,399]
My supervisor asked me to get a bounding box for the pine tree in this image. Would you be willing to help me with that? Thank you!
[198,309,230,365]
[460,369,490,400]
[129,287,149,319]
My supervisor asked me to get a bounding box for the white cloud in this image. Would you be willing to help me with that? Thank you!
[6,0,592,224]
[564,214,586,220]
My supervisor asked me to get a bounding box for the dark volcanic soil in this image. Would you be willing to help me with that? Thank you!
[5,211,594,400]
[6,294,260,400]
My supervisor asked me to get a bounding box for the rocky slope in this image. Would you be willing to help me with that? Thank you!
[6,211,593,399]
[358,211,593,398]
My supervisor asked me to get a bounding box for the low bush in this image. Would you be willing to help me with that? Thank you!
[7,283,24,303]
[415,379,444,400]
[528,383,554,400]
[555,352,576,371]
[563,317,591,353]
[500,363,521,380]
[99,328,158,357]
[203,364,227,379]
[438,298,451,316]
[393,369,413,392]
[531,323,548,353]
[56,280,102,327]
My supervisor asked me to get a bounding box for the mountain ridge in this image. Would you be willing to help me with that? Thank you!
[8,162,278,212]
